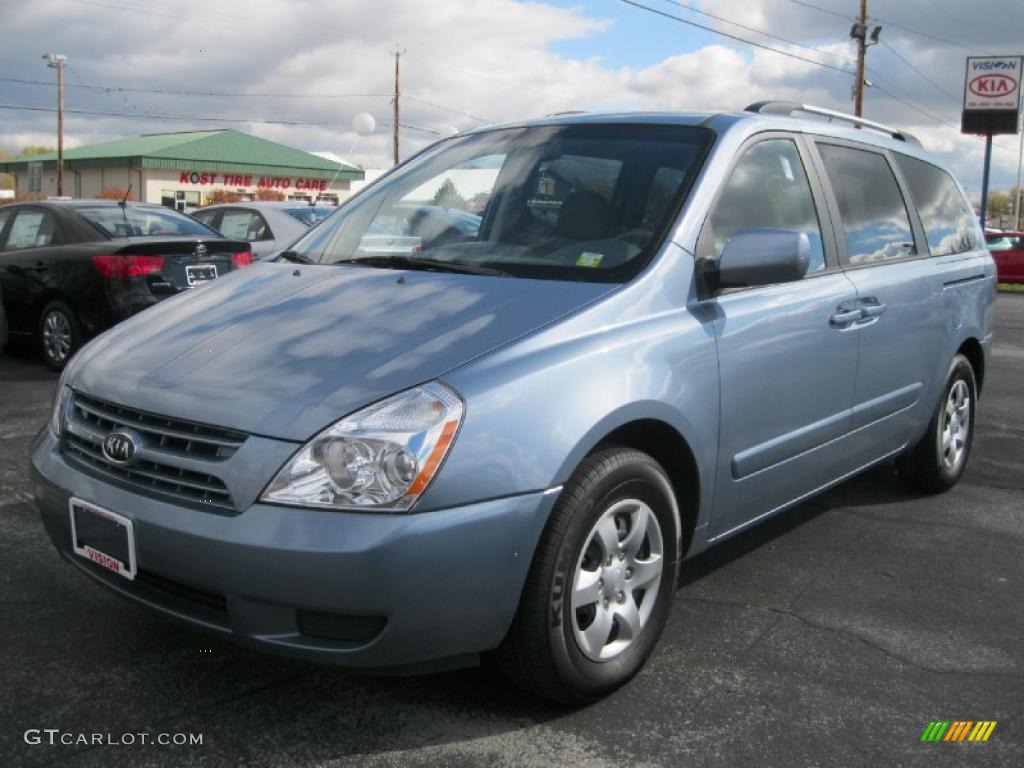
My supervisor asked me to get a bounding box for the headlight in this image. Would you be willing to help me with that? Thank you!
[50,384,71,438]
[261,382,464,512]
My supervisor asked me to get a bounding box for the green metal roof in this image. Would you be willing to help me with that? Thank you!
[0,129,364,181]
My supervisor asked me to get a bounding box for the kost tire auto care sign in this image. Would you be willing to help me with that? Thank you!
[962,56,1023,135]
[177,171,329,191]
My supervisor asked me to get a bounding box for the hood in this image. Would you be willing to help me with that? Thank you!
[69,262,613,440]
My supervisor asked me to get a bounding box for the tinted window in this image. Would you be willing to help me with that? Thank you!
[77,206,218,237]
[219,210,271,241]
[706,139,826,273]
[285,124,711,283]
[818,145,916,265]
[895,154,980,256]
[5,209,58,249]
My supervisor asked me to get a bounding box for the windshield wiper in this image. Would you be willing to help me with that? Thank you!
[276,250,313,264]
[334,255,504,276]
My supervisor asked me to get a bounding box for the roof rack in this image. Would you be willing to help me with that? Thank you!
[744,101,921,146]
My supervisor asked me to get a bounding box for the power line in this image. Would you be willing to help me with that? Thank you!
[0,77,389,100]
[653,0,854,69]
[404,94,492,123]
[0,102,441,134]
[776,0,990,54]
[618,0,854,75]
[877,40,962,106]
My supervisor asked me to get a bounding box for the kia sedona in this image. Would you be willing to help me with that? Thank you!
[0,200,254,369]
[33,103,995,703]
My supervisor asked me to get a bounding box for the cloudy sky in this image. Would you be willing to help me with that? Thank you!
[2,0,1022,197]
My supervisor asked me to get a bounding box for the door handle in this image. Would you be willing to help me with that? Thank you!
[830,309,862,327]
[860,302,887,319]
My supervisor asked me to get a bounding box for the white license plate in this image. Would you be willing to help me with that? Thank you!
[69,498,137,581]
[186,264,219,286]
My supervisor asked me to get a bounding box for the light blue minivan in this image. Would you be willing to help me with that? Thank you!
[32,102,995,703]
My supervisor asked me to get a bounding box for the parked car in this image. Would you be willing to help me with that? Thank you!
[192,202,336,259]
[984,230,1024,283]
[0,288,7,355]
[0,200,253,369]
[33,104,994,704]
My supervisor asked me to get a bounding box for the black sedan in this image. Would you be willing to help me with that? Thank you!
[0,200,253,369]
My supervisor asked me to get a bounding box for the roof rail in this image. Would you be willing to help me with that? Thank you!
[744,101,921,146]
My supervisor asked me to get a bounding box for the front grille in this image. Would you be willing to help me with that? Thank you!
[61,392,246,513]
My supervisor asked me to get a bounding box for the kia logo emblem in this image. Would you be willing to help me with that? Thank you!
[102,429,142,466]
[194,243,208,259]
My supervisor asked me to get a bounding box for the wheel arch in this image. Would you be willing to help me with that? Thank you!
[956,337,985,394]
[566,414,703,563]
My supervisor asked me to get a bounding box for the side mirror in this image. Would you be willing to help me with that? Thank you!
[706,228,811,292]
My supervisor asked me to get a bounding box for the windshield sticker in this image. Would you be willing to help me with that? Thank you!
[576,252,604,268]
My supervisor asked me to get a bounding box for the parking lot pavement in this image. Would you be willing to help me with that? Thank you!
[1,296,1022,768]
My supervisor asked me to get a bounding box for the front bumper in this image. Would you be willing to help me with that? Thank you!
[31,428,556,670]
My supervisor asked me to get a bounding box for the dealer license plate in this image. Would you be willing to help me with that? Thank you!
[69,498,137,581]
[186,264,219,286]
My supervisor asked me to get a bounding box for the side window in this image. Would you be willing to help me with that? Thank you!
[192,210,219,228]
[818,144,916,265]
[219,210,272,242]
[707,139,826,273]
[0,209,12,247]
[894,154,981,256]
[5,209,58,250]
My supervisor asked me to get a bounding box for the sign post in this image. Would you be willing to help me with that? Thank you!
[962,55,1023,230]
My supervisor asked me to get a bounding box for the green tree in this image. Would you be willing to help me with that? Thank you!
[432,178,467,210]
[21,145,56,157]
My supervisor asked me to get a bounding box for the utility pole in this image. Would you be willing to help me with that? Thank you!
[849,3,881,117]
[392,45,405,167]
[43,53,68,196]
[1014,113,1023,230]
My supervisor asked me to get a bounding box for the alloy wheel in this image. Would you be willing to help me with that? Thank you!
[42,310,72,364]
[570,498,664,662]
[940,379,970,473]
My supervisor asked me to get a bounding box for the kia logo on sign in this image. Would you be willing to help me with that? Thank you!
[194,243,208,259]
[969,74,1018,98]
[102,429,142,466]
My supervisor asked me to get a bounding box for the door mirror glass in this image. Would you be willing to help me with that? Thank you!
[713,228,811,290]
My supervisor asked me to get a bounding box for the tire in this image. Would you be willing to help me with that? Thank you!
[38,300,81,371]
[495,446,681,704]
[897,354,977,494]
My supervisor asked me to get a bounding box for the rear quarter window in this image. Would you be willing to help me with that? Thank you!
[895,154,981,256]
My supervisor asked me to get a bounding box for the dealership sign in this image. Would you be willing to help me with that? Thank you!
[962,56,1022,135]
[177,171,329,191]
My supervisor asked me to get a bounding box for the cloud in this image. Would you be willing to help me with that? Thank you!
[1,0,1020,198]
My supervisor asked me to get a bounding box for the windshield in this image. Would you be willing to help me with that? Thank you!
[283,206,335,227]
[285,123,711,282]
[78,206,220,238]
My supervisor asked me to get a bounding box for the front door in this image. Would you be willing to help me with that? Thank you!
[701,136,860,539]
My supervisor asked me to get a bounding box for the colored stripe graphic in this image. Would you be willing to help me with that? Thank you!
[921,721,950,741]
[921,720,996,742]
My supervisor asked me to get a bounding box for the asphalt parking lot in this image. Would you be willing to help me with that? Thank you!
[1,295,1022,768]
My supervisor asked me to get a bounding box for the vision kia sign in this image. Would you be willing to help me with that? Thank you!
[962,55,1023,135]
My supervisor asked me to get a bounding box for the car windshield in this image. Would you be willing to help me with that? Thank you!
[77,205,220,238]
[285,123,711,282]
[283,206,335,226]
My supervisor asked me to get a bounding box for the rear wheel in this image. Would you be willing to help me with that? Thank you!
[38,300,81,371]
[897,354,976,493]
[495,446,680,704]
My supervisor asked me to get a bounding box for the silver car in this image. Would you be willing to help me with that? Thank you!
[32,103,994,703]
[192,202,336,259]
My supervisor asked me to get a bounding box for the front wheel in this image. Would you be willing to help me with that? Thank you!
[897,354,977,493]
[495,446,681,704]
